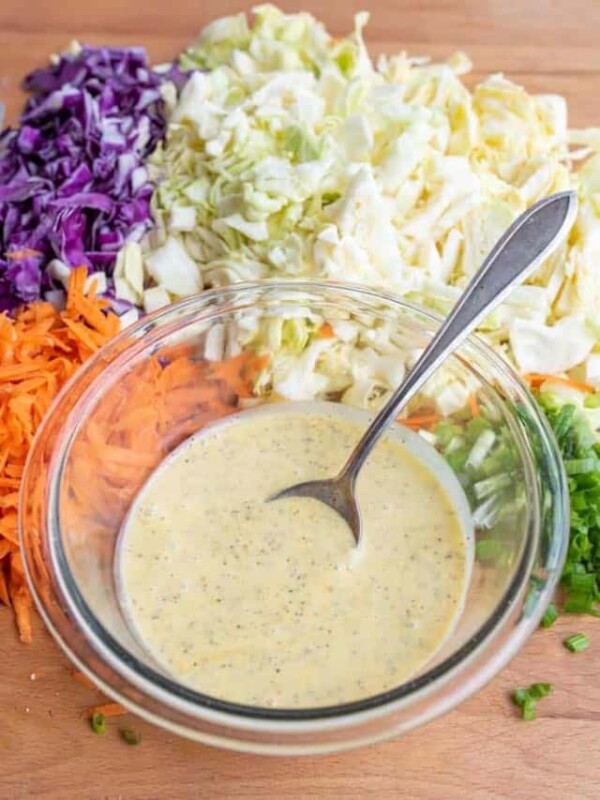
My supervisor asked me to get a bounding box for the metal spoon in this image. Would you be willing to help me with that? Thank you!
[269,190,578,545]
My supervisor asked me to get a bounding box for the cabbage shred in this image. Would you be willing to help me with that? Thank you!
[127,4,600,400]
[0,44,168,315]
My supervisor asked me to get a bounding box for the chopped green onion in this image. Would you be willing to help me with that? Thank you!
[446,449,469,473]
[91,712,106,735]
[475,538,507,562]
[445,435,466,455]
[528,682,553,700]
[565,457,599,475]
[540,603,558,628]
[473,473,512,501]
[564,596,600,615]
[471,496,499,530]
[466,429,496,469]
[119,728,142,745]
[553,404,577,440]
[584,393,600,409]
[511,683,553,720]
[536,397,600,616]
[521,698,537,721]
[465,416,492,443]
[512,687,528,707]
[433,421,462,447]
[563,633,590,652]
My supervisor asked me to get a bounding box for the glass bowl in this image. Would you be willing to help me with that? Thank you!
[19,281,568,755]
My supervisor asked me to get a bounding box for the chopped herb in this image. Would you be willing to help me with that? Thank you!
[475,538,509,563]
[119,728,142,745]
[537,396,600,616]
[511,682,553,720]
[91,712,106,735]
[527,682,553,700]
[540,603,559,628]
[563,633,590,653]
[434,409,522,532]
[521,698,537,721]
[512,687,529,706]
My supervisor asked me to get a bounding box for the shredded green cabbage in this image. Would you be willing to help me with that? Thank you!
[118,5,600,395]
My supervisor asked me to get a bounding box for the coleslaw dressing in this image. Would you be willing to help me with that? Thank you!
[118,408,471,708]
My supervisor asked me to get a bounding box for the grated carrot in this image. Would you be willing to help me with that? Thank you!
[467,393,481,417]
[0,567,10,607]
[0,267,120,642]
[400,414,442,430]
[1,264,272,646]
[205,352,269,399]
[72,670,98,690]
[87,702,126,719]
[63,347,265,555]
[317,322,335,339]
[524,373,595,393]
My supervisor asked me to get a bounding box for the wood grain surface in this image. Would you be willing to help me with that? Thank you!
[1,1,600,798]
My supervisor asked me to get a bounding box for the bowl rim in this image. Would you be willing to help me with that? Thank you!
[20,279,569,735]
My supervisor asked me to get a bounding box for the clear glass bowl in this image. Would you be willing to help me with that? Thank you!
[20,281,568,755]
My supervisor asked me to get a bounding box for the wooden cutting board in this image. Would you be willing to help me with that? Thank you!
[1,2,599,797]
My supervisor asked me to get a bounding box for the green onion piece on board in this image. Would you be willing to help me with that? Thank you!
[527,683,553,700]
[91,713,106,735]
[120,728,142,745]
[511,683,553,720]
[540,603,559,628]
[563,633,590,652]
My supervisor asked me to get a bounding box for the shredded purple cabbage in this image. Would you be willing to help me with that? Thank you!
[0,45,168,311]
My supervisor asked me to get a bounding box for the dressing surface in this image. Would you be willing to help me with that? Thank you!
[119,410,469,707]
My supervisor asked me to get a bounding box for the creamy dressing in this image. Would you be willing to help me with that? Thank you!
[118,406,471,708]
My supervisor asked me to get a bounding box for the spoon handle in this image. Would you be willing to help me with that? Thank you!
[341,190,578,479]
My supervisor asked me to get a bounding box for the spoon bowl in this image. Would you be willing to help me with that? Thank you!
[270,472,362,540]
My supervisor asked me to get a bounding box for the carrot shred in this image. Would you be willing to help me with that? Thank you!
[87,702,126,719]
[9,569,33,643]
[0,513,20,546]
[467,393,481,417]
[317,322,335,339]
[400,414,442,429]
[524,373,595,393]
[0,566,10,607]
[0,267,120,640]
[1,264,268,645]
[64,350,256,548]
[72,671,98,690]
[205,352,268,399]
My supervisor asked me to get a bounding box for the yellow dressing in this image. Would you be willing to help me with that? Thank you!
[118,408,470,708]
